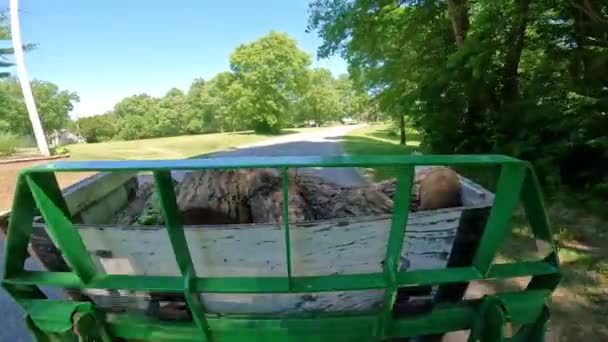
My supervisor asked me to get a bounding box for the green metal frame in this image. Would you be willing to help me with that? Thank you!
[1,155,561,341]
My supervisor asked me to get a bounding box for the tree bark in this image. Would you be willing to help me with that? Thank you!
[175,170,397,225]
[399,115,406,145]
[446,0,481,154]
[500,0,532,104]
[496,0,532,148]
[447,0,469,47]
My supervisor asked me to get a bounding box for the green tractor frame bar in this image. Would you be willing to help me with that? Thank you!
[2,155,561,341]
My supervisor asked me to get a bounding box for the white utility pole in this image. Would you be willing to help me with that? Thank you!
[9,0,50,156]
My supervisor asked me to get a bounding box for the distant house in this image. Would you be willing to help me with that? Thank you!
[341,117,357,125]
[49,129,86,147]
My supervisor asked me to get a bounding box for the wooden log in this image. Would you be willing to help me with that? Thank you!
[176,169,396,225]
[118,169,427,226]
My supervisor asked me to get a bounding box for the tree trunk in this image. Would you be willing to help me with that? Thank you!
[447,0,469,47]
[175,170,397,225]
[500,0,531,104]
[399,115,406,145]
[496,0,532,149]
[446,0,480,153]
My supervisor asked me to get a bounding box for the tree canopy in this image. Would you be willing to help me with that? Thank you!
[1,29,370,146]
[74,32,370,141]
[0,78,79,135]
[298,68,342,126]
[0,13,13,78]
[308,0,608,192]
[230,31,311,133]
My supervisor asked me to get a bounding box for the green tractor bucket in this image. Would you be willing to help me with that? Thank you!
[1,155,561,341]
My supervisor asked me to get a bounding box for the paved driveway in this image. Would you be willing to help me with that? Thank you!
[198,124,366,185]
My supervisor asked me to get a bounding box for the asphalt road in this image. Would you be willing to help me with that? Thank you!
[0,124,366,341]
[202,123,366,185]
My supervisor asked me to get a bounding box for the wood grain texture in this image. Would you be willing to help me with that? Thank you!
[75,209,466,278]
[63,209,465,314]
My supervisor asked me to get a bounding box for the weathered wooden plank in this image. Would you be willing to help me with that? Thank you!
[72,211,463,315]
[82,288,386,315]
[200,290,386,314]
[62,171,137,215]
[75,210,463,278]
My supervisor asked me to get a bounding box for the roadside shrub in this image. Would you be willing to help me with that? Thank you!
[50,146,69,155]
[0,132,27,156]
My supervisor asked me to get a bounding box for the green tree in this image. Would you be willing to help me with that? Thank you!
[309,0,608,191]
[229,31,311,134]
[298,68,341,126]
[187,73,248,133]
[334,74,374,122]
[157,88,193,136]
[0,78,79,135]
[75,113,117,143]
[113,94,161,140]
[1,12,36,77]
[186,78,210,132]
[0,13,13,78]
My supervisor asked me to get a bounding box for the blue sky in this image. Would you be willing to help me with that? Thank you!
[14,0,347,118]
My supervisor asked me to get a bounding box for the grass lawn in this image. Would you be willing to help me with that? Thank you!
[342,123,608,341]
[0,127,325,211]
[341,123,422,180]
[64,127,322,160]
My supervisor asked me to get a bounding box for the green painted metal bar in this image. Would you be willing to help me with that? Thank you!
[521,167,560,267]
[487,261,558,278]
[526,272,562,292]
[472,163,526,274]
[5,272,386,293]
[25,316,55,342]
[397,267,482,286]
[1,282,47,306]
[107,312,379,342]
[184,269,212,342]
[21,299,112,341]
[153,171,211,341]
[387,304,475,337]
[281,167,293,291]
[21,154,522,174]
[3,176,37,278]
[153,171,197,276]
[72,311,113,342]
[510,305,550,342]
[98,290,548,341]
[4,261,559,294]
[378,166,414,339]
[1,154,562,341]
[291,273,386,292]
[25,173,97,283]
[468,296,506,342]
[497,290,552,325]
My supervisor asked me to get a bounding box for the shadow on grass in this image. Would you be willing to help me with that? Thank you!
[367,128,423,143]
[340,135,419,181]
[231,129,300,136]
[341,135,418,154]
